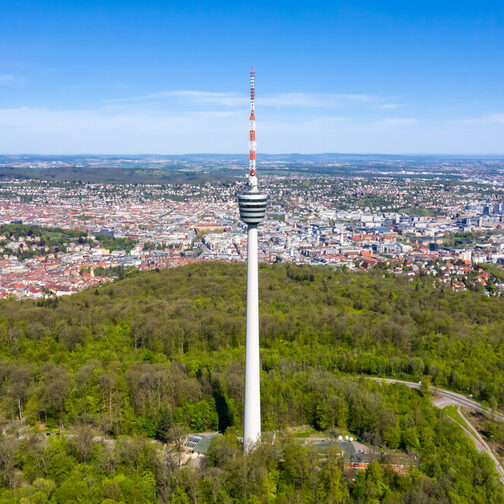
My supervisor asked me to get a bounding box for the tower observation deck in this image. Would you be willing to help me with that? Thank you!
[238,192,267,224]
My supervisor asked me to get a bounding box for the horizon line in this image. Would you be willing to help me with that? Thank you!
[2,152,504,158]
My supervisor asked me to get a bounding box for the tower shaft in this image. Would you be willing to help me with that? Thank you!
[243,224,260,450]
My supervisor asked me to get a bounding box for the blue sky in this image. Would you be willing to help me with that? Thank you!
[0,0,503,154]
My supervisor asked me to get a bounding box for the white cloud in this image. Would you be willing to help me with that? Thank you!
[376,118,416,126]
[492,114,504,124]
[459,113,504,126]
[259,92,374,107]
[377,103,401,109]
[106,90,247,107]
[1,105,502,154]
[0,74,20,85]
[105,90,377,109]
[0,106,245,154]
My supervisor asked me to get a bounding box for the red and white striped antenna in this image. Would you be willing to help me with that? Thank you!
[248,67,258,191]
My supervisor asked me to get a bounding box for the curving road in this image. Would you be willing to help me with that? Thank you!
[372,377,504,485]
[373,378,504,421]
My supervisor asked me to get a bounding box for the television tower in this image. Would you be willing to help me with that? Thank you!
[238,67,267,452]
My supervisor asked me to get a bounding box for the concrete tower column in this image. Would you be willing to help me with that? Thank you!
[243,224,261,450]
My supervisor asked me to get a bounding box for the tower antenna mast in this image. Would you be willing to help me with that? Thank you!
[248,67,258,191]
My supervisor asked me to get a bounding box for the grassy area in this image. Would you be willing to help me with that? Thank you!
[398,206,438,217]
[292,427,318,438]
[444,405,467,430]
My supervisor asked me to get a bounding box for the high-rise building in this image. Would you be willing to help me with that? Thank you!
[238,67,267,452]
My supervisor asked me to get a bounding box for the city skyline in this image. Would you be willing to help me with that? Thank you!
[1,1,503,154]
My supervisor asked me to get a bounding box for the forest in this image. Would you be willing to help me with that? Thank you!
[1,262,504,502]
[0,224,137,257]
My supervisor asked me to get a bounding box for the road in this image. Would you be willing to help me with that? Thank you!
[372,377,504,485]
[373,378,504,422]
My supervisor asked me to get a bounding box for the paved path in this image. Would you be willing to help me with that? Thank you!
[371,377,504,485]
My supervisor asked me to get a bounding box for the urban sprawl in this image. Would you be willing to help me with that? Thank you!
[2,162,504,299]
